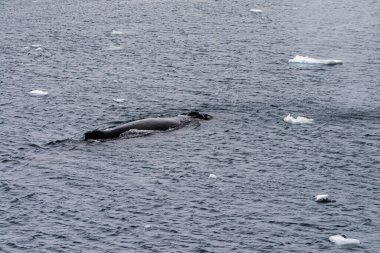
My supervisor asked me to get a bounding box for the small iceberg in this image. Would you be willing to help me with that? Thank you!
[315,194,331,203]
[209,174,217,179]
[284,114,314,124]
[113,98,125,103]
[250,9,262,13]
[329,235,360,246]
[30,90,48,96]
[111,30,123,35]
[107,44,123,51]
[289,55,343,65]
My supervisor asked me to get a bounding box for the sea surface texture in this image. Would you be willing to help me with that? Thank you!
[1,0,379,252]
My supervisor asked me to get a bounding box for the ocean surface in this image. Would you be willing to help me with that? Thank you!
[1,0,379,252]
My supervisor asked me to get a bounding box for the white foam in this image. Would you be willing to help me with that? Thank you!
[289,55,343,65]
[30,90,48,96]
[315,194,329,202]
[284,114,314,124]
[111,30,123,35]
[113,98,125,103]
[127,129,155,134]
[144,224,151,229]
[31,44,41,48]
[329,235,360,246]
[35,47,42,51]
[209,174,217,179]
[250,9,262,13]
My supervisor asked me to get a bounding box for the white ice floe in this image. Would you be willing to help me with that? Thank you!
[107,44,123,51]
[289,55,343,65]
[30,90,48,96]
[315,194,330,202]
[284,114,314,124]
[111,30,123,35]
[250,9,262,13]
[113,98,125,103]
[209,174,217,179]
[329,235,360,246]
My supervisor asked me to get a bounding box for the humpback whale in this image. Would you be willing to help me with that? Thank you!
[84,112,212,140]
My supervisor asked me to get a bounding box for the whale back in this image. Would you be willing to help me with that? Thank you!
[85,129,107,140]
[84,112,212,140]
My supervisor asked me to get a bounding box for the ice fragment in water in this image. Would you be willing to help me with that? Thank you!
[250,9,262,13]
[289,55,342,65]
[315,194,330,202]
[284,114,314,124]
[30,90,48,96]
[329,235,360,246]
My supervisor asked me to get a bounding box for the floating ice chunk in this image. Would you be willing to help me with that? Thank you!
[113,98,125,103]
[30,90,48,96]
[107,44,123,51]
[329,235,360,246]
[289,55,342,65]
[315,194,330,202]
[284,114,314,124]
[209,174,217,179]
[250,9,262,13]
[111,30,123,35]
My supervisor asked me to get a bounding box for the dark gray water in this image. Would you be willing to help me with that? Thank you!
[1,0,379,252]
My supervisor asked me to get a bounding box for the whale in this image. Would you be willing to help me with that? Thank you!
[84,112,212,140]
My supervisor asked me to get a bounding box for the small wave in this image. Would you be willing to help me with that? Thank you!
[31,44,41,48]
[289,55,343,65]
[45,139,72,146]
[250,9,262,13]
[30,90,48,96]
[111,30,123,35]
[120,129,156,139]
[284,114,314,124]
